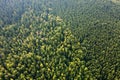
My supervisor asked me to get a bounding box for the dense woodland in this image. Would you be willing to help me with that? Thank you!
[0,0,120,80]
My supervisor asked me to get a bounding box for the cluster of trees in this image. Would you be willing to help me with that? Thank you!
[50,0,120,79]
[0,0,50,26]
[0,0,120,79]
[0,5,94,79]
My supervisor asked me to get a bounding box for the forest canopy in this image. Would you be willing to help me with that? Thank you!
[0,0,120,80]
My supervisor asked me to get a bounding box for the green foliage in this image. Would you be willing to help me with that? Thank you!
[0,4,93,79]
[0,0,120,80]
[49,0,120,79]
